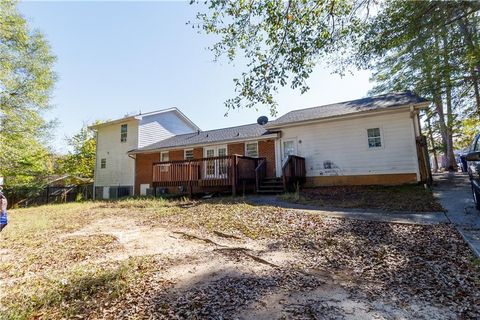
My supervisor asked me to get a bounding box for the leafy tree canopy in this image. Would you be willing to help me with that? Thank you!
[191,0,370,115]
[0,1,56,188]
[60,123,100,180]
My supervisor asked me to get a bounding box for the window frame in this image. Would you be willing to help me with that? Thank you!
[366,127,383,149]
[160,151,170,172]
[100,158,106,169]
[282,139,297,160]
[160,151,169,162]
[245,141,259,158]
[184,149,194,160]
[120,124,128,143]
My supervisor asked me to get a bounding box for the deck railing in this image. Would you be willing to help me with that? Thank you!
[255,158,267,191]
[282,155,306,191]
[152,155,260,195]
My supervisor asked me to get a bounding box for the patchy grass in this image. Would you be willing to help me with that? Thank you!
[279,184,444,212]
[3,233,119,278]
[1,198,478,319]
[2,256,165,320]
[0,198,184,274]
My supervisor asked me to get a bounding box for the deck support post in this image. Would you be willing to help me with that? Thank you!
[188,162,193,198]
[232,156,237,197]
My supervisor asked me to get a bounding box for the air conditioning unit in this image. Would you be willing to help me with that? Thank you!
[155,187,168,196]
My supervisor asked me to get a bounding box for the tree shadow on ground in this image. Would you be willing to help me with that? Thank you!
[282,217,480,317]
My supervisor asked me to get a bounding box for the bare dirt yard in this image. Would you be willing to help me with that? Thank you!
[1,198,479,319]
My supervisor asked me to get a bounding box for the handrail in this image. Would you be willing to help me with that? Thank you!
[255,158,267,192]
[281,155,304,172]
[282,155,306,191]
[153,155,235,165]
[153,154,259,166]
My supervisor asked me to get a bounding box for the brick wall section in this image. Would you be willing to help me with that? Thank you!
[168,148,205,161]
[259,139,276,177]
[169,150,184,161]
[193,147,203,159]
[135,152,160,195]
[228,143,244,156]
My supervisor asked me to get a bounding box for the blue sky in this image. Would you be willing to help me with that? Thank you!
[19,1,373,153]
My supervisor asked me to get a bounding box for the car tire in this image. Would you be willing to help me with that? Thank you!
[472,184,480,210]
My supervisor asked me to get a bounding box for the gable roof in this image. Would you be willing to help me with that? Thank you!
[129,123,277,154]
[266,91,429,128]
[89,107,200,131]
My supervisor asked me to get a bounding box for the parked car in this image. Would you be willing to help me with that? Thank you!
[466,134,480,209]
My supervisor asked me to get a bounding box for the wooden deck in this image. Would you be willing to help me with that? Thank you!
[152,154,306,196]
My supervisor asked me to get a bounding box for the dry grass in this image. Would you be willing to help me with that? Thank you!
[280,184,444,212]
[1,198,478,319]
[3,256,164,319]
[0,199,179,319]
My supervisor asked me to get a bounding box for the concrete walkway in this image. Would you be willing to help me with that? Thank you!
[247,196,449,226]
[434,172,480,257]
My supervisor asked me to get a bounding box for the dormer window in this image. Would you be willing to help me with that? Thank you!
[120,124,128,142]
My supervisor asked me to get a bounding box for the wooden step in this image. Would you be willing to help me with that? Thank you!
[256,177,285,194]
[262,177,282,181]
[261,180,283,185]
[256,189,284,194]
[258,186,284,192]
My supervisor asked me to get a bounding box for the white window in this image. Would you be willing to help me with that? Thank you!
[100,158,106,169]
[218,147,227,175]
[161,151,169,162]
[160,151,169,172]
[184,149,194,160]
[206,148,215,176]
[120,124,128,142]
[204,146,227,177]
[367,128,382,148]
[282,140,296,160]
[245,142,259,157]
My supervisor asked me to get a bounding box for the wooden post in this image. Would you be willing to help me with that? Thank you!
[188,162,193,198]
[232,156,237,197]
[46,186,50,204]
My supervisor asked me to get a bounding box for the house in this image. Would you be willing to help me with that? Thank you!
[89,108,199,199]
[91,91,431,199]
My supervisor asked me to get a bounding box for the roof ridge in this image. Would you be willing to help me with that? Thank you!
[280,92,410,115]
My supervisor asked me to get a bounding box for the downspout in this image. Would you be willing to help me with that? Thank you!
[410,105,421,182]
[128,153,136,196]
[92,130,98,200]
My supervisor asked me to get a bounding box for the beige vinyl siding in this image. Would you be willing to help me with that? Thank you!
[138,111,197,148]
[275,110,419,179]
[95,119,138,187]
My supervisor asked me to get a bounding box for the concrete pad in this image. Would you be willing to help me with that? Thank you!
[434,172,480,257]
[247,196,449,225]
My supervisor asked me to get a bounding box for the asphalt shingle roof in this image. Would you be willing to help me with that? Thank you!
[131,91,428,153]
[266,91,429,128]
[133,123,274,152]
